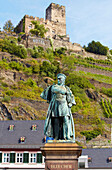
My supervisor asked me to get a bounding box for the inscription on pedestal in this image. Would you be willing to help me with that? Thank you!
[41,143,82,170]
[47,163,76,170]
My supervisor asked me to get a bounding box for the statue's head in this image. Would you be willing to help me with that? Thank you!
[57,73,66,85]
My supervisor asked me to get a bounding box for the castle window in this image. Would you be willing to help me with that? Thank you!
[29,24,32,29]
[16,153,23,163]
[32,125,37,131]
[29,153,36,163]
[52,30,55,34]
[9,125,14,131]
[20,137,26,143]
[3,153,10,163]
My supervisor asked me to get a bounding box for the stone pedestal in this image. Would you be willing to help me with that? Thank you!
[41,142,82,170]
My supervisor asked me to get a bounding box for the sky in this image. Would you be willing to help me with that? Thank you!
[0,0,112,49]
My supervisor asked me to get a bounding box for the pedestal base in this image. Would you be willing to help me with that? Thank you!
[41,142,82,170]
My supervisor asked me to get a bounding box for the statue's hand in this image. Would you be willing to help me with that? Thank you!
[68,103,72,108]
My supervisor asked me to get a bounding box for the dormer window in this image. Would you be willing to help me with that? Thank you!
[32,125,37,131]
[9,125,14,131]
[88,157,92,162]
[20,137,26,143]
[108,157,112,162]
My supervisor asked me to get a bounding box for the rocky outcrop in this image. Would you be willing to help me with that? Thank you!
[0,102,13,120]
[85,89,101,101]
[0,98,49,120]
[0,70,38,84]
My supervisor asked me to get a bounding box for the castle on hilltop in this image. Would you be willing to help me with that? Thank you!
[14,3,85,55]
[15,3,68,40]
[14,3,106,59]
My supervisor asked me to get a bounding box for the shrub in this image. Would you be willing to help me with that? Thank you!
[71,96,83,112]
[2,96,11,103]
[80,128,102,141]
[40,61,60,79]
[30,21,48,38]
[32,64,40,74]
[27,48,34,57]
[70,84,89,103]
[9,61,24,71]
[54,47,67,56]
[17,36,22,42]
[5,90,14,96]
[0,39,27,59]
[24,78,37,88]
[66,73,94,89]
[62,55,75,70]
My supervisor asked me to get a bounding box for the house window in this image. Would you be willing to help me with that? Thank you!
[3,153,10,163]
[78,162,85,168]
[9,125,14,131]
[37,153,42,163]
[16,153,23,163]
[23,153,29,163]
[0,153,2,163]
[29,153,36,163]
[32,125,37,131]
[20,137,26,143]
[10,153,15,163]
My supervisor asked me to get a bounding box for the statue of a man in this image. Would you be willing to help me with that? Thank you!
[40,73,76,141]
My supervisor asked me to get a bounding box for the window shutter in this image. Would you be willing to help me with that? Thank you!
[23,153,29,163]
[0,153,2,163]
[37,153,42,163]
[10,153,15,163]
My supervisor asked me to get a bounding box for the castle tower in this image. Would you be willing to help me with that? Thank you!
[46,3,66,36]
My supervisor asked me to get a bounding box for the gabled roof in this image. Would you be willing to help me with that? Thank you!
[82,148,112,168]
[0,120,45,149]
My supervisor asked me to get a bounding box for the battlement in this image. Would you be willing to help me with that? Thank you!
[46,3,66,23]
[24,15,45,22]
[47,3,65,10]
[25,15,34,19]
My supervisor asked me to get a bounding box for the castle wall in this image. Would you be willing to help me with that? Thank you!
[0,32,107,61]
[23,35,83,55]
[15,3,66,38]
[84,51,107,60]
[14,18,24,33]
[53,39,84,53]
[26,36,51,50]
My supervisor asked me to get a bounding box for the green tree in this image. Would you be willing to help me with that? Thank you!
[30,21,48,38]
[3,20,14,32]
[84,41,109,55]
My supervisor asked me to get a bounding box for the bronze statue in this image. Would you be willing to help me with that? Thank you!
[40,73,76,141]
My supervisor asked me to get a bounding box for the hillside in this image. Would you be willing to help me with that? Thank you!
[0,35,112,148]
